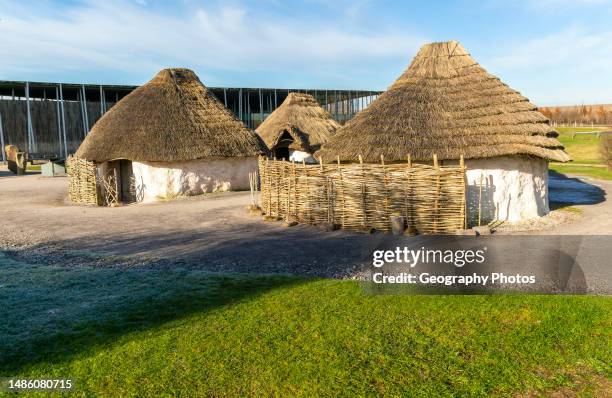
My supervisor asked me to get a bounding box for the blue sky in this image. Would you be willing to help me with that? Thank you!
[1,0,611,105]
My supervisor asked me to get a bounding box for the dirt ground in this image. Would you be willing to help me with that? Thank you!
[0,166,611,291]
[0,167,380,277]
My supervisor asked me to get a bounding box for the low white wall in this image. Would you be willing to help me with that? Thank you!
[465,156,549,223]
[132,157,258,202]
[289,150,317,164]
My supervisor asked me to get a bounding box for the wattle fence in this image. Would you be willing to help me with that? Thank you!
[67,155,101,206]
[258,156,466,234]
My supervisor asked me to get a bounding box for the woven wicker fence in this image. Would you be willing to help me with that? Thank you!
[67,155,101,205]
[259,156,466,234]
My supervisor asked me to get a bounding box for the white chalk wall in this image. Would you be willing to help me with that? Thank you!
[289,149,317,164]
[465,156,549,223]
[131,157,258,202]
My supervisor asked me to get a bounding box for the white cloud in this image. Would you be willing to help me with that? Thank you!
[486,26,612,105]
[489,26,612,71]
[0,0,424,84]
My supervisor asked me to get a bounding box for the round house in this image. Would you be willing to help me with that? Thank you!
[256,93,340,163]
[73,68,267,204]
[317,41,570,223]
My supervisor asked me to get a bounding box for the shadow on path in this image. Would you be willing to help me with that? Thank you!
[548,170,606,205]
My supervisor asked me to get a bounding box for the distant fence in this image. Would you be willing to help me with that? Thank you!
[258,157,466,234]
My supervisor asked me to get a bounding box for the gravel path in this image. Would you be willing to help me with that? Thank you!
[0,168,379,277]
[0,167,610,290]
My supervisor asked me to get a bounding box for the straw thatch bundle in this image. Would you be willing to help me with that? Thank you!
[256,93,340,153]
[317,41,570,163]
[76,68,267,162]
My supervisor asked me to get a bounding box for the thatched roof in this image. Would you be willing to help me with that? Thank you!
[256,93,340,153]
[76,68,267,162]
[317,41,570,163]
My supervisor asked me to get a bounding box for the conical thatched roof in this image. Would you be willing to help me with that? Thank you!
[256,93,340,153]
[317,41,570,163]
[76,68,267,162]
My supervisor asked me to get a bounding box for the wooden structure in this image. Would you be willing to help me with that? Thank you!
[317,40,570,223]
[67,155,101,205]
[256,93,340,162]
[67,155,126,206]
[5,144,28,175]
[258,156,466,234]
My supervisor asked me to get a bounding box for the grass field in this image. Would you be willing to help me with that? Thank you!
[551,126,612,180]
[1,252,610,397]
[549,164,612,180]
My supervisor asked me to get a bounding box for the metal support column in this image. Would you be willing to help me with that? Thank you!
[0,111,5,162]
[259,88,263,122]
[268,93,272,114]
[55,86,63,158]
[274,89,277,108]
[81,85,90,134]
[59,83,68,157]
[334,90,338,120]
[238,88,243,121]
[247,91,251,128]
[99,85,105,115]
[223,88,227,107]
[25,82,35,153]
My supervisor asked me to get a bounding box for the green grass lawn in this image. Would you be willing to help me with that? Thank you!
[550,126,612,180]
[1,252,610,397]
[550,163,612,180]
[555,126,609,165]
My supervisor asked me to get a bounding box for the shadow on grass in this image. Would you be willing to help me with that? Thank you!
[0,223,396,375]
[0,251,312,374]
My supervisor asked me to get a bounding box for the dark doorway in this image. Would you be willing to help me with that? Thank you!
[273,131,293,160]
[118,160,134,203]
[274,147,290,161]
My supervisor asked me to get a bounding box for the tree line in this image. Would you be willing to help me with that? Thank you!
[538,104,612,126]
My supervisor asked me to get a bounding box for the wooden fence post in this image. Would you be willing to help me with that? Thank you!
[460,154,466,229]
[285,163,290,222]
[292,161,297,219]
[381,154,389,226]
[337,156,346,228]
[478,172,483,227]
[320,157,331,223]
[359,155,367,228]
[267,158,272,216]
[433,154,440,234]
[303,160,310,223]
[404,154,412,229]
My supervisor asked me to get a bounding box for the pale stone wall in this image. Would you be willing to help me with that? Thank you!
[131,157,258,202]
[465,156,549,223]
[289,149,317,164]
